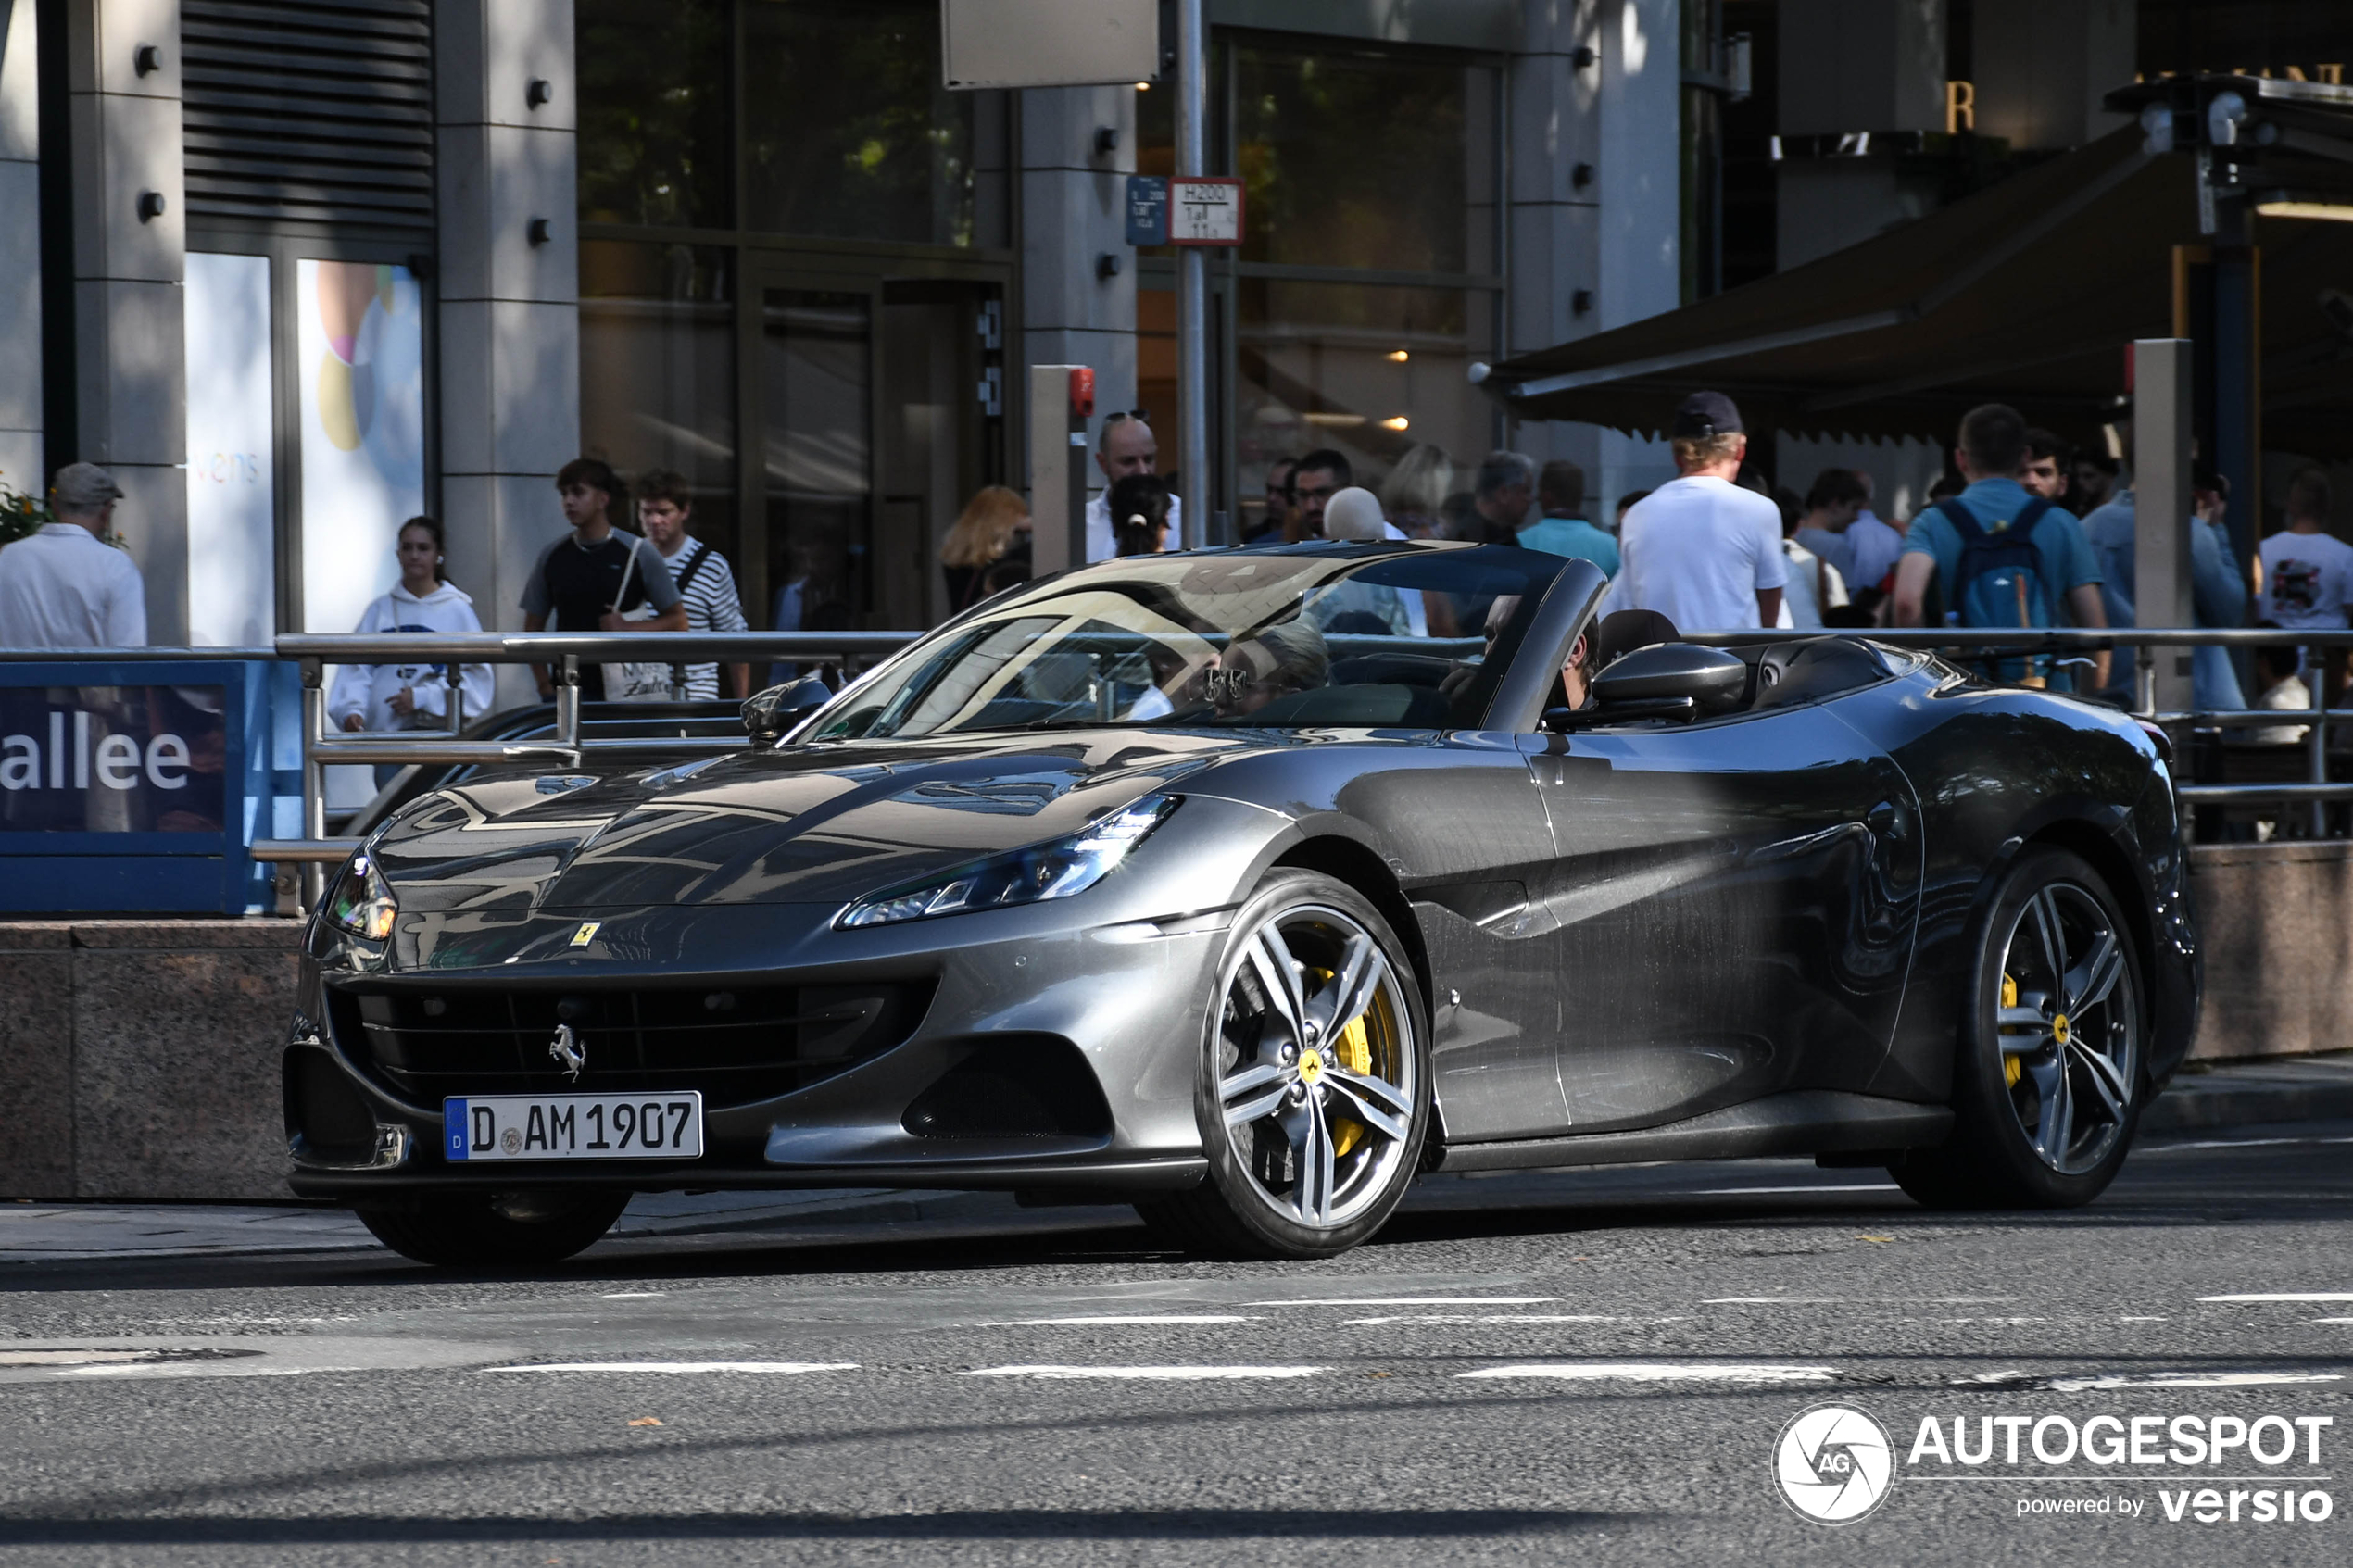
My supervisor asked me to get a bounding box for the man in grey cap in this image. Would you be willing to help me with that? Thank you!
[0,463,148,647]
[1606,391,1785,630]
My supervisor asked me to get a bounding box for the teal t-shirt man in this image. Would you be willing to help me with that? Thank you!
[1517,514,1620,576]
[1893,404,2111,690]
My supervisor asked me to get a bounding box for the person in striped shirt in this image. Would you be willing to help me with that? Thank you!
[634,469,749,700]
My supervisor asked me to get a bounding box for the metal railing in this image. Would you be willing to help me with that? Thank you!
[8,625,2352,894]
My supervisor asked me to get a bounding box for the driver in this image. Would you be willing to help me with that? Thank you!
[1209,619,1330,717]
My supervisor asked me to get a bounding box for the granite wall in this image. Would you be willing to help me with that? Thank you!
[0,846,2340,1198]
[0,921,301,1200]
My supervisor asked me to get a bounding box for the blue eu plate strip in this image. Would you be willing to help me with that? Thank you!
[445,1099,470,1160]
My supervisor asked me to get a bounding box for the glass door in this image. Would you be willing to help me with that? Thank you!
[752,279,875,635]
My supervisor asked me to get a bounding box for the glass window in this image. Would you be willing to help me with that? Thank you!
[742,1,994,247]
[811,545,1562,738]
[1239,280,1494,520]
[576,0,735,229]
[763,288,872,632]
[579,242,739,571]
[1234,45,1492,276]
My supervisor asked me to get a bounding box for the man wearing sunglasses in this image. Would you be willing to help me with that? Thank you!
[1084,410,1185,561]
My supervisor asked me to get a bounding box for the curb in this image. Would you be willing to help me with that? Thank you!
[2142,1053,2353,1133]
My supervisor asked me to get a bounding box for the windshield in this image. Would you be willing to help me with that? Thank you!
[809,544,1566,740]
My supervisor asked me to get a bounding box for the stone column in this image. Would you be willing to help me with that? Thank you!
[1019,85,1137,510]
[65,0,187,641]
[434,0,578,708]
[1509,0,1682,515]
[0,0,41,497]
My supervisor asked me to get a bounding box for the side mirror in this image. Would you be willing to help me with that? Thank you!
[1584,643,1748,720]
[741,676,833,749]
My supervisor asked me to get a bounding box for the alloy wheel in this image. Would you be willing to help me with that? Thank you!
[1993,882,2141,1175]
[1215,903,1418,1231]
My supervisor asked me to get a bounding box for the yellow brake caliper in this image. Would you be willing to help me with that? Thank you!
[2001,973,2023,1085]
[1310,967,1376,1158]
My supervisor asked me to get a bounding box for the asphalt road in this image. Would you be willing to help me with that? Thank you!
[3,1123,2350,1567]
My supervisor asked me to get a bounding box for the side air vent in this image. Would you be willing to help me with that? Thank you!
[182,1,434,232]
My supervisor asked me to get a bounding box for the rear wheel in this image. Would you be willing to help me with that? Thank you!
[1892,847,2145,1210]
[1138,871,1430,1259]
[356,1189,630,1268]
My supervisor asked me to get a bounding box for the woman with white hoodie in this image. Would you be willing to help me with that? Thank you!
[328,518,496,762]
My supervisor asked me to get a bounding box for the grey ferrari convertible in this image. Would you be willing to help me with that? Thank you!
[284,542,2199,1265]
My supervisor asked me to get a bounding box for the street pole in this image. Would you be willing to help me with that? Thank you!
[1176,0,1209,548]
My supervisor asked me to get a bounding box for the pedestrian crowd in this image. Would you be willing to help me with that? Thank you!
[5,395,2347,732]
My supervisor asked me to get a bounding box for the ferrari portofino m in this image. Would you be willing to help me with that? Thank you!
[284,543,2199,1264]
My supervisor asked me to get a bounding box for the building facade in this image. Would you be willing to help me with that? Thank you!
[3,0,2343,679]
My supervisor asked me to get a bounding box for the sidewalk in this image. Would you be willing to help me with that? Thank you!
[2139,1049,2353,1132]
[3,1055,2345,1264]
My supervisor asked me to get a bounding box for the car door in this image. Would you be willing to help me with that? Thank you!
[1519,695,1920,1132]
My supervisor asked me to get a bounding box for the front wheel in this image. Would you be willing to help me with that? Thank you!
[1893,847,2145,1210]
[1138,870,1430,1259]
[356,1188,631,1268]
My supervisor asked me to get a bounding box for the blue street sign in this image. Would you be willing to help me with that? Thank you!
[1126,176,1168,246]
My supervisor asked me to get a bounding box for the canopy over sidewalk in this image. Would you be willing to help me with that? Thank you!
[1483,121,2353,458]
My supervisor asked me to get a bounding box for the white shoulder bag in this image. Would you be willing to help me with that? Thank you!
[599,538,677,702]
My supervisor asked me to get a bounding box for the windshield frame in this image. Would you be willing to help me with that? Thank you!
[788,542,1571,744]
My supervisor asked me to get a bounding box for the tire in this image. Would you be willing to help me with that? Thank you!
[1892,847,2146,1210]
[1137,869,1431,1260]
[356,1188,631,1268]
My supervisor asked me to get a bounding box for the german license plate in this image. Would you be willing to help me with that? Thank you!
[442,1093,703,1161]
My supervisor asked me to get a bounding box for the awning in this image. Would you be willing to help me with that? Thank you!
[1484,125,2353,458]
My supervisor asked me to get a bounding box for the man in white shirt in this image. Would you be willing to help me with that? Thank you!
[2259,468,2353,630]
[1083,412,1183,560]
[0,464,147,647]
[1612,393,1786,631]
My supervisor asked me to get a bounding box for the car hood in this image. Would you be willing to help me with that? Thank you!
[368,731,1262,910]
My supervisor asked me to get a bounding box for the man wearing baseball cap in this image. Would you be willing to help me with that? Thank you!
[1609,392,1785,630]
[0,463,148,647]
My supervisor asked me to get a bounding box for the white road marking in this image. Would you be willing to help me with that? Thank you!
[482,1361,858,1375]
[1461,1362,1837,1383]
[2045,1371,2345,1392]
[1245,1297,1556,1307]
[2199,1292,2353,1302]
[2149,1135,2353,1153]
[2315,1318,2353,1324]
[599,1292,664,1299]
[963,1365,1325,1380]
[1340,1315,1691,1326]
[1686,1184,1901,1195]
[980,1316,1257,1326]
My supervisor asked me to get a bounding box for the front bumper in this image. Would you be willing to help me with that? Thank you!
[286,794,1284,1200]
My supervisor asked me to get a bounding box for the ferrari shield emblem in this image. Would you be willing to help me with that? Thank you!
[569,922,600,948]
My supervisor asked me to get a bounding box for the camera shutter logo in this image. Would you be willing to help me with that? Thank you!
[1773,1403,1895,1524]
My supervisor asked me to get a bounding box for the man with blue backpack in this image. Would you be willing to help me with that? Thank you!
[1892,403,2110,691]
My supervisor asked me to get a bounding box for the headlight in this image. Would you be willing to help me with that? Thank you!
[321,850,397,942]
[837,794,1180,930]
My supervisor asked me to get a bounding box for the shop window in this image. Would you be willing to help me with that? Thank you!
[580,242,740,571]
[577,0,735,230]
[1238,280,1493,523]
[742,1,1002,248]
[1234,44,1491,276]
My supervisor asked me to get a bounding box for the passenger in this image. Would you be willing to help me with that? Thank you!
[1211,619,1330,718]
[1108,473,1173,557]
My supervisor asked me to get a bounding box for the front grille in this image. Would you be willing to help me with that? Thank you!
[327,981,934,1110]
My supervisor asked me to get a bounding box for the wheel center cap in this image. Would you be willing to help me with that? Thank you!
[1298,1048,1325,1085]
[2052,1012,2071,1047]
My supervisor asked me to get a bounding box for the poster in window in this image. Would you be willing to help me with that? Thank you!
[297,259,425,637]
[184,252,276,647]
